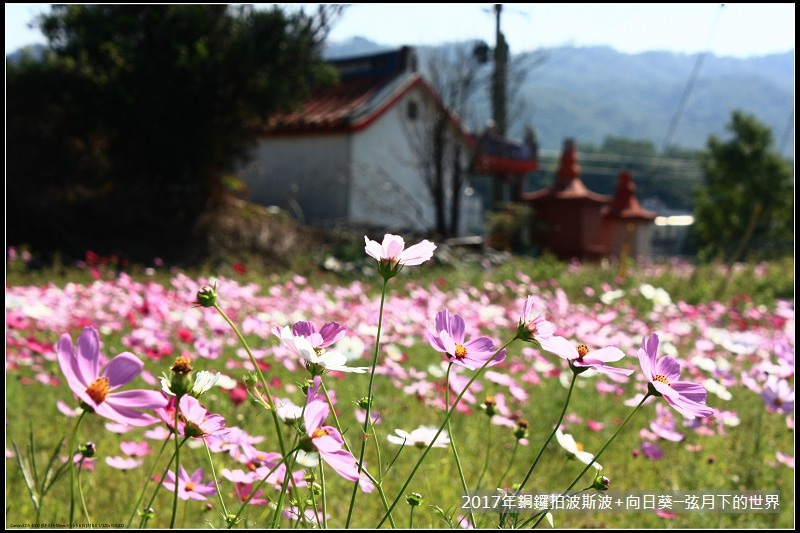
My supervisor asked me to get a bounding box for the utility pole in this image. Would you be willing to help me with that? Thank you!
[491,3,509,207]
[492,4,508,137]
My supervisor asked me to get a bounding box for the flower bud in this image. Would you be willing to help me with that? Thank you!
[195,285,218,308]
[514,419,529,441]
[167,356,194,397]
[592,473,610,491]
[357,396,373,410]
[79,442,96,458]
[242,373,258,388]
[406,492,425,506]
[310,482,322,496]
[481,396,497,417]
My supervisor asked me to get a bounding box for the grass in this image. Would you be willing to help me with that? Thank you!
[5,249,795,529]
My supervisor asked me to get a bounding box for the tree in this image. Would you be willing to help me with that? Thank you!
[7,5,343,261]
[692,111,793,262]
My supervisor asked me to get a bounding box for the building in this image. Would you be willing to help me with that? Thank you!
[239,46,481,235]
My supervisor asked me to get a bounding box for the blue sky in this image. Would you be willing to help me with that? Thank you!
[5,3,795,58]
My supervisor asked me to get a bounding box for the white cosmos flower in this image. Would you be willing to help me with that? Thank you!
[387,426,450,448]
[555,429,602,470]
[274,326,368,373]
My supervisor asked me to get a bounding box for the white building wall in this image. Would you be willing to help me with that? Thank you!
[239,134,351,224]
[349,88,435,232]
[350,86,479,235]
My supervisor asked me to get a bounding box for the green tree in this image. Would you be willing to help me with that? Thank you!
[7,5,342,261]
[692,111,794,262]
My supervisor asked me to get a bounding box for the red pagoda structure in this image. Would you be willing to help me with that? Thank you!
[521,139,656,260]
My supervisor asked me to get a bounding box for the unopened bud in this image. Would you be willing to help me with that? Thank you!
[406,492,425,506]
[514,419,529,441]
[195,285,218,308]
[79,442,96,458]
[592,473,610,491]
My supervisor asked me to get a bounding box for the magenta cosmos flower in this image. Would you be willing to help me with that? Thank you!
[162,466,217,501]
[427,309,506,370]
[57,327,167,426]
[303,378,374,493]
[539,336,634,376]
[638,333,714,419]
[364,234,436,278]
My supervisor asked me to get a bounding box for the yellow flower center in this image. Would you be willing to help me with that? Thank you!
[454,344,467,359]
[85,377,110,404]
[575,442,584,452]
[171,356,192,374]
[185,481,195,492]
[653,374,671,386]
[311,428,330,439]
[577,344,589,358]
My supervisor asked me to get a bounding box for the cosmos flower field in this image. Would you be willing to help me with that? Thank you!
[5,244,794,529]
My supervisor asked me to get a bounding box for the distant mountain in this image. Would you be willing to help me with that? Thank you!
[324,39,794,158]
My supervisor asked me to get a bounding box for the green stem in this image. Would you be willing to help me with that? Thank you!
[320,381,396,528]
[475,414,493,490]
[77,459,91,526]
[203,436,229,519]
[67,410,88,528]
[345,277,389,528]
[496,440,519,488]
[169,398,182,529]
[318,455,327,529]
[409,505,415,529]
[126,438,170,528]
[376,337,517,528]
[527,393,651,529]
[228,445,302,528]
[445,363,476,527]
[214,302,294,521]
[501,371,578,527]
[520,371,577,492]
[138,436,188,529]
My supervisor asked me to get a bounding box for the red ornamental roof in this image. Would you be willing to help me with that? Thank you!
[602,170,657,221]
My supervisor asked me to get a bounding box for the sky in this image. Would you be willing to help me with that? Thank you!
[5,3,796,58]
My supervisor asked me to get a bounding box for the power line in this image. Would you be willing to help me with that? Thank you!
[661,4,725,151]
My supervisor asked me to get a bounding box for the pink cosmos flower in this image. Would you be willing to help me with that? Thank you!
[539,336,633,376]
[232,482,269,506]
[649,404,685,442]
[303,378,374,493]
[364,234,436,268]
[178,395,229,438]
[161,466,217,501]
[427,309,506,370]
[290,321,347,349]
[517,296,556,343]
[57,327,166,426]
[637,333,714,419]
[120,440,152,457]
[105,456,144,470]
[761,376,794,414]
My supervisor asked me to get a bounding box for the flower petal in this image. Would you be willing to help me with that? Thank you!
[103,352,144,389]
[58,333,87,391]
[76,327,101,385]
